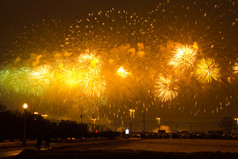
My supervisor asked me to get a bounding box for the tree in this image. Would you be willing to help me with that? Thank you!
[0,104,6,111]
[219,117,235,134]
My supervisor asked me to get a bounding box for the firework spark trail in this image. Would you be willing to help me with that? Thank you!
[233,61,238,74]
[64,8,155,54]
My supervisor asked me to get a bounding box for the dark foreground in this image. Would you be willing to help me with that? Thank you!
[4,138,238,159]
[13,149,238,159]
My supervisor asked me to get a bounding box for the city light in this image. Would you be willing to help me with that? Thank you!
[42,113,48,119]
[23,103,28,109]
[129,109,135,118]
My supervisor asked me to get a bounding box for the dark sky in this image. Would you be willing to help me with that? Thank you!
[0,0,237,131]
[0,0,157,28]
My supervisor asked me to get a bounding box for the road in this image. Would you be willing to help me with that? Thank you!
[0,138,136,158]
[54,138,238,152]
[0,140,36,158]
[1,138,238,158]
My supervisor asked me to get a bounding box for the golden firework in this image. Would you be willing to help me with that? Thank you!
[78,53,105,97]
[233,62,238,74]
[28,65,54,96]
[61,67,82,87]
[30,65,53,84]
[192,42,199,50]
[169,45,197,74]
[116,66,130,78]
[0,70,12,89]
[78,53,102,70]
[80,68,106,98]
[154,75,179,102]
[195,58,221,83]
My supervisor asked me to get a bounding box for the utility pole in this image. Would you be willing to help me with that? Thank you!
[22,103,28,146]
[143,111,145,132]
[156,117,161,130]
[80,114,83,141]
[202,123,204,133]
[129,109,135,133]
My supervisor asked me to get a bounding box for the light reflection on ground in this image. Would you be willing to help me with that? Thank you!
[0,150,22,158]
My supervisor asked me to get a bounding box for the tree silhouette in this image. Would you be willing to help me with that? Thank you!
[219,117,235,134]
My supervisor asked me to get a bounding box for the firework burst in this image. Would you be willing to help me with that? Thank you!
[78,53,106,98]
[27,65,54,96]
[9,67,31,96]
[154,75,179,102]
[195,58,221,83]
[30,65,53,85]
[0,70,12,88]
[61,67,82,87]
[80,68,106,98]
[169,45,197,75]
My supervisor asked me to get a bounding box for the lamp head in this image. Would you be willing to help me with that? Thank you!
[23,103,28,109]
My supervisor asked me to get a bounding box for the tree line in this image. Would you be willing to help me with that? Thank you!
[0,105,89,142]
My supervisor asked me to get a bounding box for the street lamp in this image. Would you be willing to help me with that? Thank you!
[41,113,48,119]
[92,117,97,132]
[80,114,83,140]
[234,118,238,125]
[129,109,135,133]
[129,109,135,118]
[22,103,28,146]
[34,112,38,120]
[156,117,161,131]
[234,118,238,136]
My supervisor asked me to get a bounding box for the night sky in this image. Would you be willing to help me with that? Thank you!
[0,0,156,27]
[0,0,238,132]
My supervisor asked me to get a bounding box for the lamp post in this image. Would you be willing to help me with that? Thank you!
[129,109,135,133]
[22,103,28,146]
[92,117,97,132]
[80,114,83,140]
[34,112,38,120]
[156,117,161,131]
[41,113,48,119]
[234,118,238,136]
